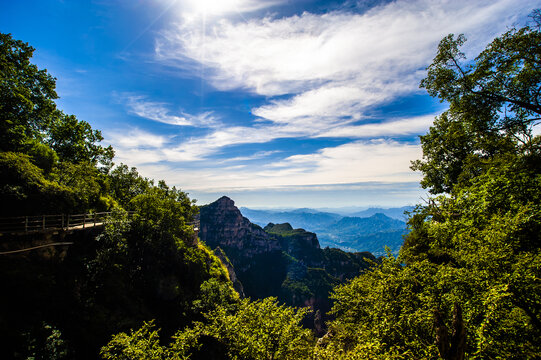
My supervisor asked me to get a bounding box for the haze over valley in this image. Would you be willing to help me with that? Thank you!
[240,205,413,254]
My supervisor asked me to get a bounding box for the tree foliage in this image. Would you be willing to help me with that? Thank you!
[0,32,113,167]
[0,33,57,152]
[318,15,541,359]
[0,32,114,215]
[101,298,314,360]
[413,21,541,194]
[0,151,74,215]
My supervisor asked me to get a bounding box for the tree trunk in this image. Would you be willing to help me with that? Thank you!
[434,303,466,360]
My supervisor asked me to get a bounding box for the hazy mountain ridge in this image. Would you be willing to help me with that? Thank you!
[240,206,410,254]
[350,206,415,220]
[240,207,341,229]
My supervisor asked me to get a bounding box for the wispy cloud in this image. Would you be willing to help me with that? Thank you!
[108,128,170,148]
[221,151,282,163]
[122,94,219,127]
[108,0,536,202]
[152,0,535,148]
[265,139,422,183]
[128,139,422,195]
[252,85,369,126]
[315,115,436,138]
[165,0,285,20]
[159,0,532,98]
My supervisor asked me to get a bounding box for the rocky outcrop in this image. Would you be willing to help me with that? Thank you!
[199,196,281,256]
[199,196,378,326]
[264,223,320,249]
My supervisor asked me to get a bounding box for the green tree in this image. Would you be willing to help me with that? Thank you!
[1,32,115,214]
[413,20,541,194]
[404,16,541,358]
[191,297,314,360]
[0,33,57,152]
[108,164,152,208]
[84,185,238,352]
[321,15,541,359]
[0,32,113,169]
[101,298,314,360]
[48,113,114,169]
[100,321,166,360]
[0,152,74,215]
[319,257,441,359]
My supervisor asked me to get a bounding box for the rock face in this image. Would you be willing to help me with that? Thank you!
[199,196,281,256]
[265,222,320,249]
[199,196,377,317]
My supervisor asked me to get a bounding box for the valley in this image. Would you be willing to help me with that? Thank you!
[240,205,413,254]
[199,196,377,332]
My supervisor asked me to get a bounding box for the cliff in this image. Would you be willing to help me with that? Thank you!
[199,196,377,324]
[199,196,281,256]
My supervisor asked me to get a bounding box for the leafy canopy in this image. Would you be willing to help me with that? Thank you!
[318,14,541,360]
[413,19,541,194]
[101,298,314,360]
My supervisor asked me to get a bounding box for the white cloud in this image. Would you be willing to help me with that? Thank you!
[129,139,422,193]
[123,94,219,127]
[221,150,281,162]
[264,139,422,184]
[156,113,435,160]
[168,0,284,20]
[316,114,436,138]
[159,0,533,96]
[252,85,370,126]
[153,0,536,145]
[107,128,170,148]
[109,0,537,200]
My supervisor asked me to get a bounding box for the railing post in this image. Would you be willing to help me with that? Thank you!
[25,217,28,232]
[67,214,70,229]
[94,212,97,226]
[42,215,45,230]
[62,214,64,229]
[83,214,85,229]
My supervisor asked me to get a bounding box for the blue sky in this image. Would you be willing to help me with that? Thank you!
[1,0,538,208]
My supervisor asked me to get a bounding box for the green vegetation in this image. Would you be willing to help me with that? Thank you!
[0,32,113,216]
[314,15,541,359]
[0,32,237,359]
[2,11,540,359]
[316,214,407,255]
[101,298,314,360]
[242,208,410,254]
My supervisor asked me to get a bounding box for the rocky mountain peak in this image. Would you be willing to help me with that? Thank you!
[214,196,236,209]
[199,197,282,257]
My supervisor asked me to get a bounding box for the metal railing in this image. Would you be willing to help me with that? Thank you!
[0,212,199,235]
[0,212,113,234]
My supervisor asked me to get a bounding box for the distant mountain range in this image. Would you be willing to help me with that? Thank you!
[239,208,341,230]
[349,206,415,221]
[240,206,414,255]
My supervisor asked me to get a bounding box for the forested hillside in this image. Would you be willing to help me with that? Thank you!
[0,33,237,359]
[2,10,541,360]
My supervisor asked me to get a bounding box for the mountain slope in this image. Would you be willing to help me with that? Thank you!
[200,197,376,328]
[241,206,410,254]
[316,213,407,255]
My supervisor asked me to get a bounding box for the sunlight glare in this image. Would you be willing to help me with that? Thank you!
[185,0,242,16]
